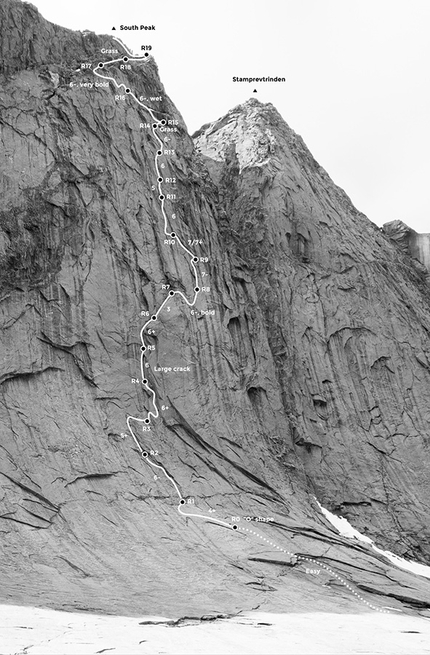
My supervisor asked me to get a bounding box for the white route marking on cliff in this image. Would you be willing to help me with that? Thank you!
[178,504,233,529]
[90,54,390,615]
[142,453,183,499]
[111,37,137,58]
[92,55,202,507]
[237,527,390,613]
[93,56,199,432]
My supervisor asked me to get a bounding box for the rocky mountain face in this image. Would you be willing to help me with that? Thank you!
[194,102,430,557]
[383,220,430,279]
[1,0,430,618]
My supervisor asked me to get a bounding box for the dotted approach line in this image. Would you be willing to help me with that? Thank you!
[90,52,389,615]
[238,527,390,613]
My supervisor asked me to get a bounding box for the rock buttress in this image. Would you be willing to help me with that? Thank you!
[194,98,430,563]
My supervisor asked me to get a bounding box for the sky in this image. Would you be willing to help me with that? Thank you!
[30,0,429,233]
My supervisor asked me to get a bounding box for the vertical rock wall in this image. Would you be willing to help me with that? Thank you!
[195,100,430,561]
[1,0,429,615]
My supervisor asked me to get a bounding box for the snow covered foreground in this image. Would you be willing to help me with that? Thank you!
[1,604,430,655]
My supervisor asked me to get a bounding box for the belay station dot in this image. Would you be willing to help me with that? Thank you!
[87,53,391,619]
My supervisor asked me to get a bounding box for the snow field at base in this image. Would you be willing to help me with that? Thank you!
[2,605,430,655]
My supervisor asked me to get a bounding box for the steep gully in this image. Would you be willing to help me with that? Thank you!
[93,40,391,615]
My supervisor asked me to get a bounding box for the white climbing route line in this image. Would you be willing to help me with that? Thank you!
[93,53,200,493]
[178,503,233,529]
[90,52,390,615]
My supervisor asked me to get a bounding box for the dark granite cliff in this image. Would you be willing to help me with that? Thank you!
[383,220,430,279]
[194,102,430,561]
[1,0,430,617]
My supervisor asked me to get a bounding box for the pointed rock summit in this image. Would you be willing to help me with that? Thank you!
[194,100,430,565]
[194,99,281,172]
[383,219,430,276]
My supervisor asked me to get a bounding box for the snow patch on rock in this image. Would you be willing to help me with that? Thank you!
[317,500,430,579]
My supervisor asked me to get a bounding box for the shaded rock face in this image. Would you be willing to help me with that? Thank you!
[194,100,430,560]
[1,0,430,617]
[383,220,430,278]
